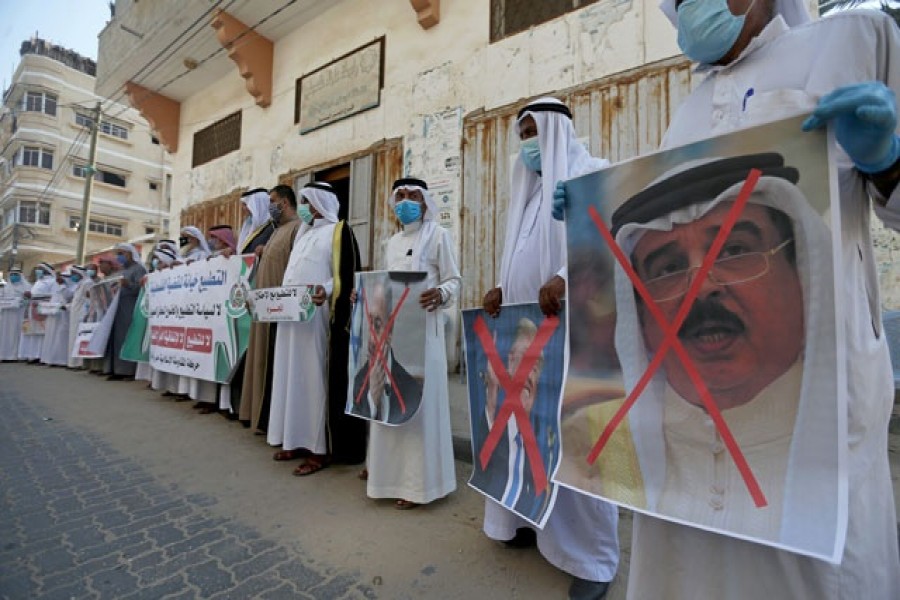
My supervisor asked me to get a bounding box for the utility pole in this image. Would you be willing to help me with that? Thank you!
[75,101,101,264]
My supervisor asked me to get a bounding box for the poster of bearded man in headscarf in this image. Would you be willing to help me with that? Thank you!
[554,115,846,563]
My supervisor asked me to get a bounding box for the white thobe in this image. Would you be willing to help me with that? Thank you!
[487,176,620,582]
[66,280,92,368]
[0,282,27,360]
[19,277,57,360]
[627,13,900,600]
[366,222,459,504]
[268,220,335,453]
[40,283,73,366]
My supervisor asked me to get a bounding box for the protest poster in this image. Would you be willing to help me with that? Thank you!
[248,286,316,323]
[463,302,566,528]
[145,255,255,382]
[554,115,845,562]
[21,296,51,336]
[346,271,427,426]
[37,302,63,316]
[72,278,121,359]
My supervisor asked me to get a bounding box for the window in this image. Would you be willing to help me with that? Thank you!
[18,201,50,226]
[490,0,599,42]
[192,111,241,168]
[75,113,129,140]
[73,163,127,188]
[145,226,156,235]
[148,181,159,191]
[21,146,53,169]
[23,90,57,116]
[3,207,15,228]
[69,215,124,237]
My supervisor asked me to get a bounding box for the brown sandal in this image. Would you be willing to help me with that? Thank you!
[293,456,331,477]
[395,499,420,510]
[357,468,369,481]
[273,449,308,461]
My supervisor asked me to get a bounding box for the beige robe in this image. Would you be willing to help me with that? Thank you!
[239,215,301,429]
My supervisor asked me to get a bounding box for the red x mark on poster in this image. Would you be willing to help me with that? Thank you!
[354,285,412,413]
[585,170,768,508]
[473,314,560,496]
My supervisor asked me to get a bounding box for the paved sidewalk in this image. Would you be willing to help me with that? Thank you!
[0,364,616,599]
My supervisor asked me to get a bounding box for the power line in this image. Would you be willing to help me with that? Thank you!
[104,0,297,123]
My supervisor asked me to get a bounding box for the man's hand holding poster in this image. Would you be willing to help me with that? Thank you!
[346,271,427,426]
[464,302,566,528]
[554,115,846,563]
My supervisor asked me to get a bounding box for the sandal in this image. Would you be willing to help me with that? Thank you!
[273,449,309,461]
[395,499,420,510]
[293,456,331,477]
[357,469,369,481]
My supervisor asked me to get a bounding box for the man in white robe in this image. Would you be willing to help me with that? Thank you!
[0,268,28,361]
[177,227,217,404]
[612,1,900,598]
[237,188,275,254]
[481,98,619,600]
[67,266,93,369]
[20,263,60,362]
[269,182,364,475]
[364,177,460,508]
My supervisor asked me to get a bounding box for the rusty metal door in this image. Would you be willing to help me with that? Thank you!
[459,56,693,309]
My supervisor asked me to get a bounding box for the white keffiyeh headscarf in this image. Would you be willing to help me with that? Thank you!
[297,182,340,239]
[114,242,141,263]
[499,97,609,291]
[239,188,272,251]
[180,226,211,260]
[391,177,439,272]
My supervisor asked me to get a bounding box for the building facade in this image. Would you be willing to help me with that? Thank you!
[94,0,900,366]
[0,37,172,276]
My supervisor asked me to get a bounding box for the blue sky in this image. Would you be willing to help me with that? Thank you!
[0,0,111,90]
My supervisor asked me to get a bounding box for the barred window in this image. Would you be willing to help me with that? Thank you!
[490,0,599,42]
[192,111,242,168]
[75,113,129,140]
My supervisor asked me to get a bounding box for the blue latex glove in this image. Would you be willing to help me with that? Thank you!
[552,180,567,221]
[802,81,900,174]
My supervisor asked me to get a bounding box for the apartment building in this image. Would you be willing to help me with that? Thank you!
[0,37,172,275]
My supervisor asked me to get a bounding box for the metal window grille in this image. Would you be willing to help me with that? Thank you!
[192,111,242,168]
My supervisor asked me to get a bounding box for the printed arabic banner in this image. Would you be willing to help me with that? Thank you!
[463,302,565,529]
[248,286,316,322]
[145,255,255,382]
[346,271,427,426]
[554,115,846,563]
[73,278,121,359]
[21,296,51,336]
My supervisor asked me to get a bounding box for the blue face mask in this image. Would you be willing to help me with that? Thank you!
[520,138,542,172]
[394,200,423,225]
[10,274,21,284]
[298,204,314,225]
[35,268,44,278]
[676,0,750,65]
[151,258,160,270]
[116,254,128,266]
[70,274,81,283]
[86,269,97,279]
